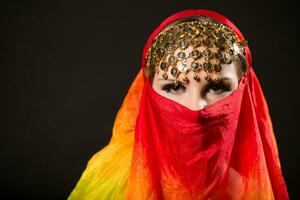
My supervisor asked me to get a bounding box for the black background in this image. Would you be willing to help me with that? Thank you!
[1,0,299,199]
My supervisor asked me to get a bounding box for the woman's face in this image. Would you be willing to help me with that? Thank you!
[152,46,242,111]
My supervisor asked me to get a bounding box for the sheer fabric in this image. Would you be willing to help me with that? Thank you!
[68,10,289,200]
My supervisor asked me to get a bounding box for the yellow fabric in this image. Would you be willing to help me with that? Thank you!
[68,68,144,200]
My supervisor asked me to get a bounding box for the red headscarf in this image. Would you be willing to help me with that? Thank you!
[68,10,289,200]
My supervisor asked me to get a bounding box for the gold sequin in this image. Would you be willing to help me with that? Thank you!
[146,20,248,84]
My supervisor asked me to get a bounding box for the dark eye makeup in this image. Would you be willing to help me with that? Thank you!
[161,80,232,94]
[207,81,232,94]
[161,83,186,94]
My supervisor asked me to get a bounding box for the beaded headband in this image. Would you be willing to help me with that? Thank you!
[145,20,248,85]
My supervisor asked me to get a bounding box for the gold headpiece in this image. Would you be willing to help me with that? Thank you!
[146,20,247,84]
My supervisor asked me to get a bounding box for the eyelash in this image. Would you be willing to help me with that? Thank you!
[162,83,186,94]
[161,81,231,94]
[208,82,231,94]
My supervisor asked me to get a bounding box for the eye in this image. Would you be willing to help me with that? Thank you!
[161,83,186,94]
[207,81,232,94]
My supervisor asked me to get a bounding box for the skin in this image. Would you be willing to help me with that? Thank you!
[152,45,242,111]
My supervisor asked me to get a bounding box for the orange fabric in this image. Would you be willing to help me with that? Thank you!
[68,10,289,200]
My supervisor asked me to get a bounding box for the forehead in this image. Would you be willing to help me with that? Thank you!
[156,59,239,83]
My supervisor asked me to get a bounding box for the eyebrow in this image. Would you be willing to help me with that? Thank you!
[158,77,233,83]
[158,78,187,85]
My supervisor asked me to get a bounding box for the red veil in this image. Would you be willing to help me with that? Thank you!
[68,10,289,200]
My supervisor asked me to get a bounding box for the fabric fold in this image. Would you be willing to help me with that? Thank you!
[68,9,289,200]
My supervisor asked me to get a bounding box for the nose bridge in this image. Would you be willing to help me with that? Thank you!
[183,87,207,111]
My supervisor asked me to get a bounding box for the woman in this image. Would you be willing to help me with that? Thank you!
[68,10,289,199]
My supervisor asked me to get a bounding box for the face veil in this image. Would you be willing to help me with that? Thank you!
[68,10,289,200]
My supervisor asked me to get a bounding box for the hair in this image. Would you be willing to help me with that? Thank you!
[145,16,248,84]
